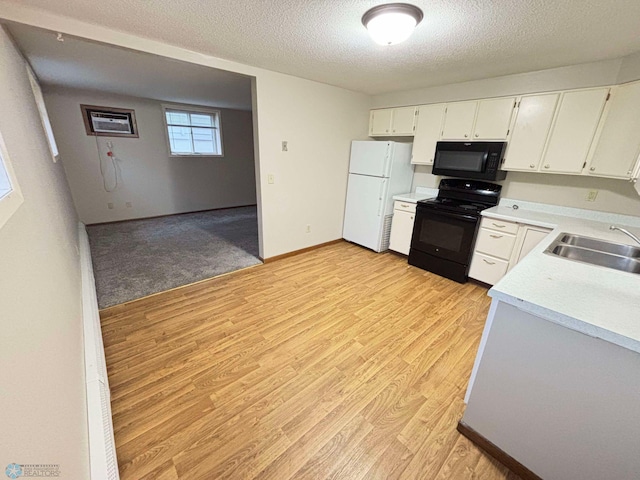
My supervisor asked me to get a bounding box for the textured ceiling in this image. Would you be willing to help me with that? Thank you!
[4,0,640,95]
[7,24,253,110]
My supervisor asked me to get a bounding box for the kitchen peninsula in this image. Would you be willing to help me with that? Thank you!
[459,200,640,480]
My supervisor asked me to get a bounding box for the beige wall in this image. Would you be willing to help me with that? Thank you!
[376,59,640,216]
[372,59,624,108]
[0,27,89,478]
[413,166,640,216]
[44,87,256,224]
[0,3,372,258]
[618,51,640,84]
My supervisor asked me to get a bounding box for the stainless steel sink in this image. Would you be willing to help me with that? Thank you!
[545,233,640,275]
[559,234,640,258]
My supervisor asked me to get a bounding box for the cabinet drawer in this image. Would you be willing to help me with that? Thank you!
[474,228,516,260]
[480,217,519,235]
[468,253,509,285]
[394,201,416,213]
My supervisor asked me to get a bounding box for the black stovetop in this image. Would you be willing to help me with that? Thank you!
[417,179,502,215]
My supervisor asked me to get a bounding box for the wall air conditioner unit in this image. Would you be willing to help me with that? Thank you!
[81,105,139,138]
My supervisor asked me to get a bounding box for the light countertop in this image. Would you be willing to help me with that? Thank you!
[393,186,437,204]
[482,199,640,354]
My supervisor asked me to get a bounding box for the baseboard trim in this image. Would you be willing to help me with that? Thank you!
[263,239,344,263]
[86,204,258,226]
[78,223,119,479]
[457,421,542,480]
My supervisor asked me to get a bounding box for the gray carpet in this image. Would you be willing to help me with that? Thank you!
[87,206,261,309]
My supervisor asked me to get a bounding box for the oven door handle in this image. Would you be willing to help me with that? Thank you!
[418,208,478,223]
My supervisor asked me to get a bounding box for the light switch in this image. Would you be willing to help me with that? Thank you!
[268,174,275,184]
[282,141,288,152]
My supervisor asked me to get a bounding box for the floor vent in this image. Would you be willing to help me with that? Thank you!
[381,214,393,251]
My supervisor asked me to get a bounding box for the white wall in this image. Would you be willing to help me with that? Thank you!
[375,59,640,216]
[44,86,256,224]
[0,26,89,478]
[0,3,372,258]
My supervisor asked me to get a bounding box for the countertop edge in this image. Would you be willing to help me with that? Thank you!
[488,290,640,354]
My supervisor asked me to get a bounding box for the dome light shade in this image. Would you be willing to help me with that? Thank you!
[362,3,424,46]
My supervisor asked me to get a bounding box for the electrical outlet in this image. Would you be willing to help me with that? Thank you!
[268,174,275,184]
[107,202,114,210]
[282,141,288,152]
[586,190,598,202]
[126,202,132,208]
[306,224,311,233]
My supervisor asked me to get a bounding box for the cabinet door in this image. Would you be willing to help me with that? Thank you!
[541,88,609,174]
[441,101,478,140]
[587,82,640,179]
[369,109,393,136]
[389,209,415,255]
[473,97,516,140]
[514,226,551,264]
[411,104,445,165]
[391,106,417,135]
[503,94,559,172]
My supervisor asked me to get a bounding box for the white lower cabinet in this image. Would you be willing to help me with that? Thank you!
[513,226,552,265]
[469,217,552,285]
[469,253,510,285]
[389,201,416,255]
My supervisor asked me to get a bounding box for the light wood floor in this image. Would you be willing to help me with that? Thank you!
[101,241,519,479]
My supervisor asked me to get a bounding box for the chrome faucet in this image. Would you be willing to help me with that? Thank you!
[610,225,640,245]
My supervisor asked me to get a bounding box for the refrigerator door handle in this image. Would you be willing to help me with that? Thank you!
[377,179,387,216]
[382,143,392,176]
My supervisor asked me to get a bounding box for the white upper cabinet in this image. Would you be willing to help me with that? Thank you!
[503,94,559,172]
[473,97,516,140]
[441,98,514,141]
[391,106,418,135]
[441,101,478,140]
[411,103,446,165]
[369,107,416,136]
[541,88,609,174]
[370,109,393,136]
[586,81,640,179]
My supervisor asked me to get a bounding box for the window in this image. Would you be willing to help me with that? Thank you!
[27,66,59,161]
[162,105,223,156]
[0,130,24,229]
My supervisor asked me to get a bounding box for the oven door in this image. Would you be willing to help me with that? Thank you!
[410,206,479,265]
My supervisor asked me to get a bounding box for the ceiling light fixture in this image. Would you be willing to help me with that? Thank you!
[362,3,424,46]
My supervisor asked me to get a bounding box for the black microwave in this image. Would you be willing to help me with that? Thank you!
[432,141,507,181]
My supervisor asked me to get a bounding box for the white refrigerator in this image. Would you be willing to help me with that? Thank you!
[343,141,414,252]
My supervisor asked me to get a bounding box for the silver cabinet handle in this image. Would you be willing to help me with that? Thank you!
[464,134,469,138]
[475,134,479,138]
[544,164,550,169]
[590,167,595,171]
[530,164,535,168]
[400,203,410,208]
[410,216,414,220]
[483,259,496,265]
[489,234,503,239]
[492,223,506,228]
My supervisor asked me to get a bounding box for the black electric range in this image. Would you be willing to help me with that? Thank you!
[408,179,502,283]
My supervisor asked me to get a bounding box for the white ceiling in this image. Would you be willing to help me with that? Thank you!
[5,0,640,96]
[7,23,253,110]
